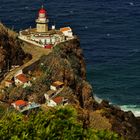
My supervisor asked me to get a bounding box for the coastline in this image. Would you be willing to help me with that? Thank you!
[0,0,140,119]
[120,105,140,117]
[94,94,140,117]
[0,27,140,138]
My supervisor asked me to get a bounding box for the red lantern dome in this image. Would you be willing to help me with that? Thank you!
[38,5,47,17]
[39,8,46,14]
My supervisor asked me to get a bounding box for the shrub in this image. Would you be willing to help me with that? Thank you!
[0,106,124,140]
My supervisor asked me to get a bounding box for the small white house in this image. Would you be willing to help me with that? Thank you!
[46,99,57,107]
[11,100,27,111]
[14,74,31,87]
[60,27,73,38]
[44,93,57,107]
[53,96,65,105]
[50,81,64,91]
[44,94,66,107]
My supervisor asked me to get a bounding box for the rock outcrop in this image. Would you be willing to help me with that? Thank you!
[1,24,140,139]
[0,23,26,81]
[38,39,140,140]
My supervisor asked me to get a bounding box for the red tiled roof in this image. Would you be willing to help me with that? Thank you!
[16,74,28,83]
[14,100,27,106]
[53,97,63,104]
[60,27,71,32]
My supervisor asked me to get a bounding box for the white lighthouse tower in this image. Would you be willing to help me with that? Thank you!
[36,6,49,33]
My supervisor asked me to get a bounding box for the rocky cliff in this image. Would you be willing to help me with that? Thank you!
[38,39,140,140]
[0,23,27,81]
[1,25,140,139]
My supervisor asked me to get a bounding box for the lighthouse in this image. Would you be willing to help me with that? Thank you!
[18,5,74,48]
[36,6,49,33]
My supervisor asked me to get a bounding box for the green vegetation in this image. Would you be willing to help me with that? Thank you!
[39,63,48,72]
[0,106,123,140]
[53,45,61,54]
[0,106,6,117]
[39,68,52,86]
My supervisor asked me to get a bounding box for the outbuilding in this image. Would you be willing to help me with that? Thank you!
[14,74,31,88]
[50,81,64,91]
[11,100,27,111]
[60,27,73,38]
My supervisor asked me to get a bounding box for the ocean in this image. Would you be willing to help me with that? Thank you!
[0,0,140,116]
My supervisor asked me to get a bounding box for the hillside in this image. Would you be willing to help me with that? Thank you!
[0,23,29,81]
[0,24,140,140]
[37,39,140,140]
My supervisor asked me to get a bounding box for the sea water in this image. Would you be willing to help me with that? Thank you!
[0,0,140,116]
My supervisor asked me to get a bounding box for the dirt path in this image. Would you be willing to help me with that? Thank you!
[0,42,52,88]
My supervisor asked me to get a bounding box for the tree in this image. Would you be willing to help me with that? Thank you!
[0,106,123,140]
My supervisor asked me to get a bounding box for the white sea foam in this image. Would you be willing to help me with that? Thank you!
[85,26,88,29]
[70,10,74,14]
[129,2,134,6]
[106,33,111,37]
[93,95,140,117]
[120,105,140,117]
[94,95,102,103]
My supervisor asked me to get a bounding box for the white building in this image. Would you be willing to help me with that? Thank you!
[44,94,67,107]
[14,73,31,88]
[11,100,27,111]
[18,6,74,48]
[36,5,49,33]
[60,27,73,38]
[50,81,64,91]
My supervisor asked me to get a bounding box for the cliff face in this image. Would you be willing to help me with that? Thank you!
[0,23,26,80]
[1,26,140,139]
[38,39,140,140]
[40,39,95,109]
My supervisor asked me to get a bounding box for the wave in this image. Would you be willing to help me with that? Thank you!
[120,105,140,117]
[93,94,140,117]
[94,94,102,103]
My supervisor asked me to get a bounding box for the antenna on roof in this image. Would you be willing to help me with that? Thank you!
[52,18,56,30]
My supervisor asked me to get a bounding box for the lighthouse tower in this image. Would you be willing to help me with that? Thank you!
[36,6,49,33]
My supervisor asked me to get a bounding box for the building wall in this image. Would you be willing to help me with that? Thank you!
[50,85,57,91]
[23,81,32,88]
[36,23,48,32]
[63,30,73,37]
[46,99,57,107]
[14,78,23,86]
